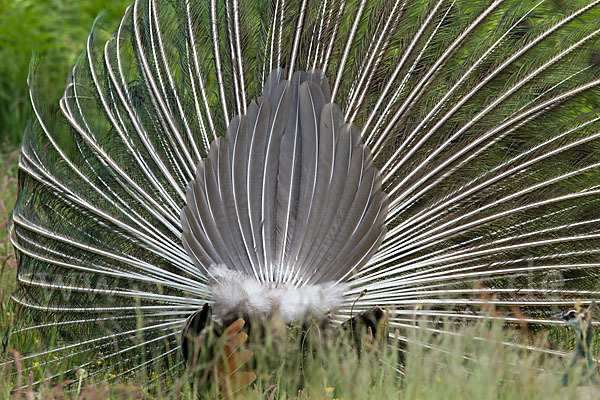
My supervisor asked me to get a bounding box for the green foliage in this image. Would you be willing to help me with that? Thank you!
[0,0,131,146]
[0,149,18,395]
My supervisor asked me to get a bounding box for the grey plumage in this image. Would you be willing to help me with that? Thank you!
[181,69,387,290]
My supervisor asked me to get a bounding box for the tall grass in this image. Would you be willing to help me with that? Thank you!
[0,0,130,146]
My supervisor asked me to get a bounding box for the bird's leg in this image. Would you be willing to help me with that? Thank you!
[181,304,256,396]
[338,306,386,356]
[214,318,256,398]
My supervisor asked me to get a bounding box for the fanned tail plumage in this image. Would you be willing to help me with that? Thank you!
[5,0,600,387]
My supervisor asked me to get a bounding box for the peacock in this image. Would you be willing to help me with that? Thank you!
[5,0,600,391]
[555,301,597,385]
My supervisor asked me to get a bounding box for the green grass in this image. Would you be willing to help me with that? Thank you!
[0,147,597,399]
[0,0,131,146]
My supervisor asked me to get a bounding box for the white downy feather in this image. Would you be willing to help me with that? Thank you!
[209,265,347,323]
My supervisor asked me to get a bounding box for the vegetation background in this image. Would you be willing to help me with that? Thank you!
[0,0,598,398]
[0,0,131,146]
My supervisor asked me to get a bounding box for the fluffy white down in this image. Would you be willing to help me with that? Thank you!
[209,266,348,323]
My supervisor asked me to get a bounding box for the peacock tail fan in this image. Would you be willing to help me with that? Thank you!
[5,0,600,389]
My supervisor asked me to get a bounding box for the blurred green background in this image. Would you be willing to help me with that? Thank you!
[0,0,131,147]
